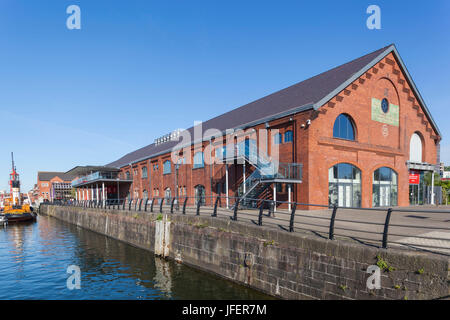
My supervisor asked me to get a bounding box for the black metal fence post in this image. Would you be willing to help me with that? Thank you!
[289,202,297,232]
[328,204,338,240]
[128,199,132,211]
[134,199,138,211]
[258,202,264,226]
[144,199,148,212]
[382,208,393,249]
[196,199,201,216]
[150,198,155,213]
[233,198,240,221]
[182,197,188,214]
[269,201,274,217]
[212,197,220,217]
[171,198,175,213]
[159,198,164,213]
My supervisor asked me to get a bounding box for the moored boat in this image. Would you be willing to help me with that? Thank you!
[2,153,36,223]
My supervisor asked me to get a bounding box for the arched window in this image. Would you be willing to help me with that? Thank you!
[273,133,282,145]
[125,171,131,180]
[193,152,204,169]
[142,167,148,178]
[194,185,206,205]
[373,167,398,207]
[163,160,171,174]
[410,133,423,163]
[333,114,355,140]
[284,130,293,143]
[329,163,361,207]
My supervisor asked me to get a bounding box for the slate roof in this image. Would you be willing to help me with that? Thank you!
[107,44,440,168]
[65,166,120,176]
[38,172,76,182]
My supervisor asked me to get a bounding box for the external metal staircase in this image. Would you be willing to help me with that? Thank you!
[218,139,302,209]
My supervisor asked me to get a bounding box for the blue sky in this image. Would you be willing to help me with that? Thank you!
[0,0,449,191]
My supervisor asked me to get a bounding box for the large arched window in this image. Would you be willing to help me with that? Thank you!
[333,114,355,141]
[409,132,423,162]
[163,160,171,174]
[329,163,361,207]
[193,152,204,169]
[194,185,206,205]
[373,167,398,207]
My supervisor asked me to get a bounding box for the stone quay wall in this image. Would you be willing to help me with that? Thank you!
[39,205,449,300]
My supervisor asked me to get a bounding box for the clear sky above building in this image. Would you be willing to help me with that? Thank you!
[0,0,449,191]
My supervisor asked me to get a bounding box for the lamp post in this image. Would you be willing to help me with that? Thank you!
[117,178,120,205]
[175,162,180,210]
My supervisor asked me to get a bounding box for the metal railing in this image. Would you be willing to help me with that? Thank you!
[72,171,131,187]
[44,195,450,256]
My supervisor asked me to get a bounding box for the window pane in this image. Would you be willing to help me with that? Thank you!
[333,114,355,140]
[194,152,204,168]
[284,131,293,143]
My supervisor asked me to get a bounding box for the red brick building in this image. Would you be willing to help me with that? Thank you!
[72,44,441,209]
[37,172,76,203]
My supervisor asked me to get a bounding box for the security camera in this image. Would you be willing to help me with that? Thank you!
[306,119,311,125]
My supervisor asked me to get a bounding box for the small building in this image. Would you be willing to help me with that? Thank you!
[37,172,76,203]
[66,166,133,203]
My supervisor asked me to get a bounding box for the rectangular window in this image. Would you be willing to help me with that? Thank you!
[163,161,171,174]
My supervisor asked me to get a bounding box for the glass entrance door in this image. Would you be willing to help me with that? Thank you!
[380,185,391,207]
[409,184,423,205]
[338,184,352,207]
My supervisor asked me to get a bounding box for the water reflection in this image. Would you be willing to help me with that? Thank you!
[0,216,273,300]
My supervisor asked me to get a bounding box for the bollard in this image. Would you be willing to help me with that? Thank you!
[159,198,164,213]
[382,208,393,249]
[144,199,148,212]
[139,199,143,211]
[134,199,138,211]
[171,198,175,213]
[128,200,132,211]
[328,204,338,240]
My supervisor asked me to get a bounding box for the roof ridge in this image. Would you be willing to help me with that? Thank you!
[106,44,398,168]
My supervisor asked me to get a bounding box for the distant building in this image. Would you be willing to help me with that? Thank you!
[37,172,76,203]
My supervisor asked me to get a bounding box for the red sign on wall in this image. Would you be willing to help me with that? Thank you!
[409,172,420,184]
